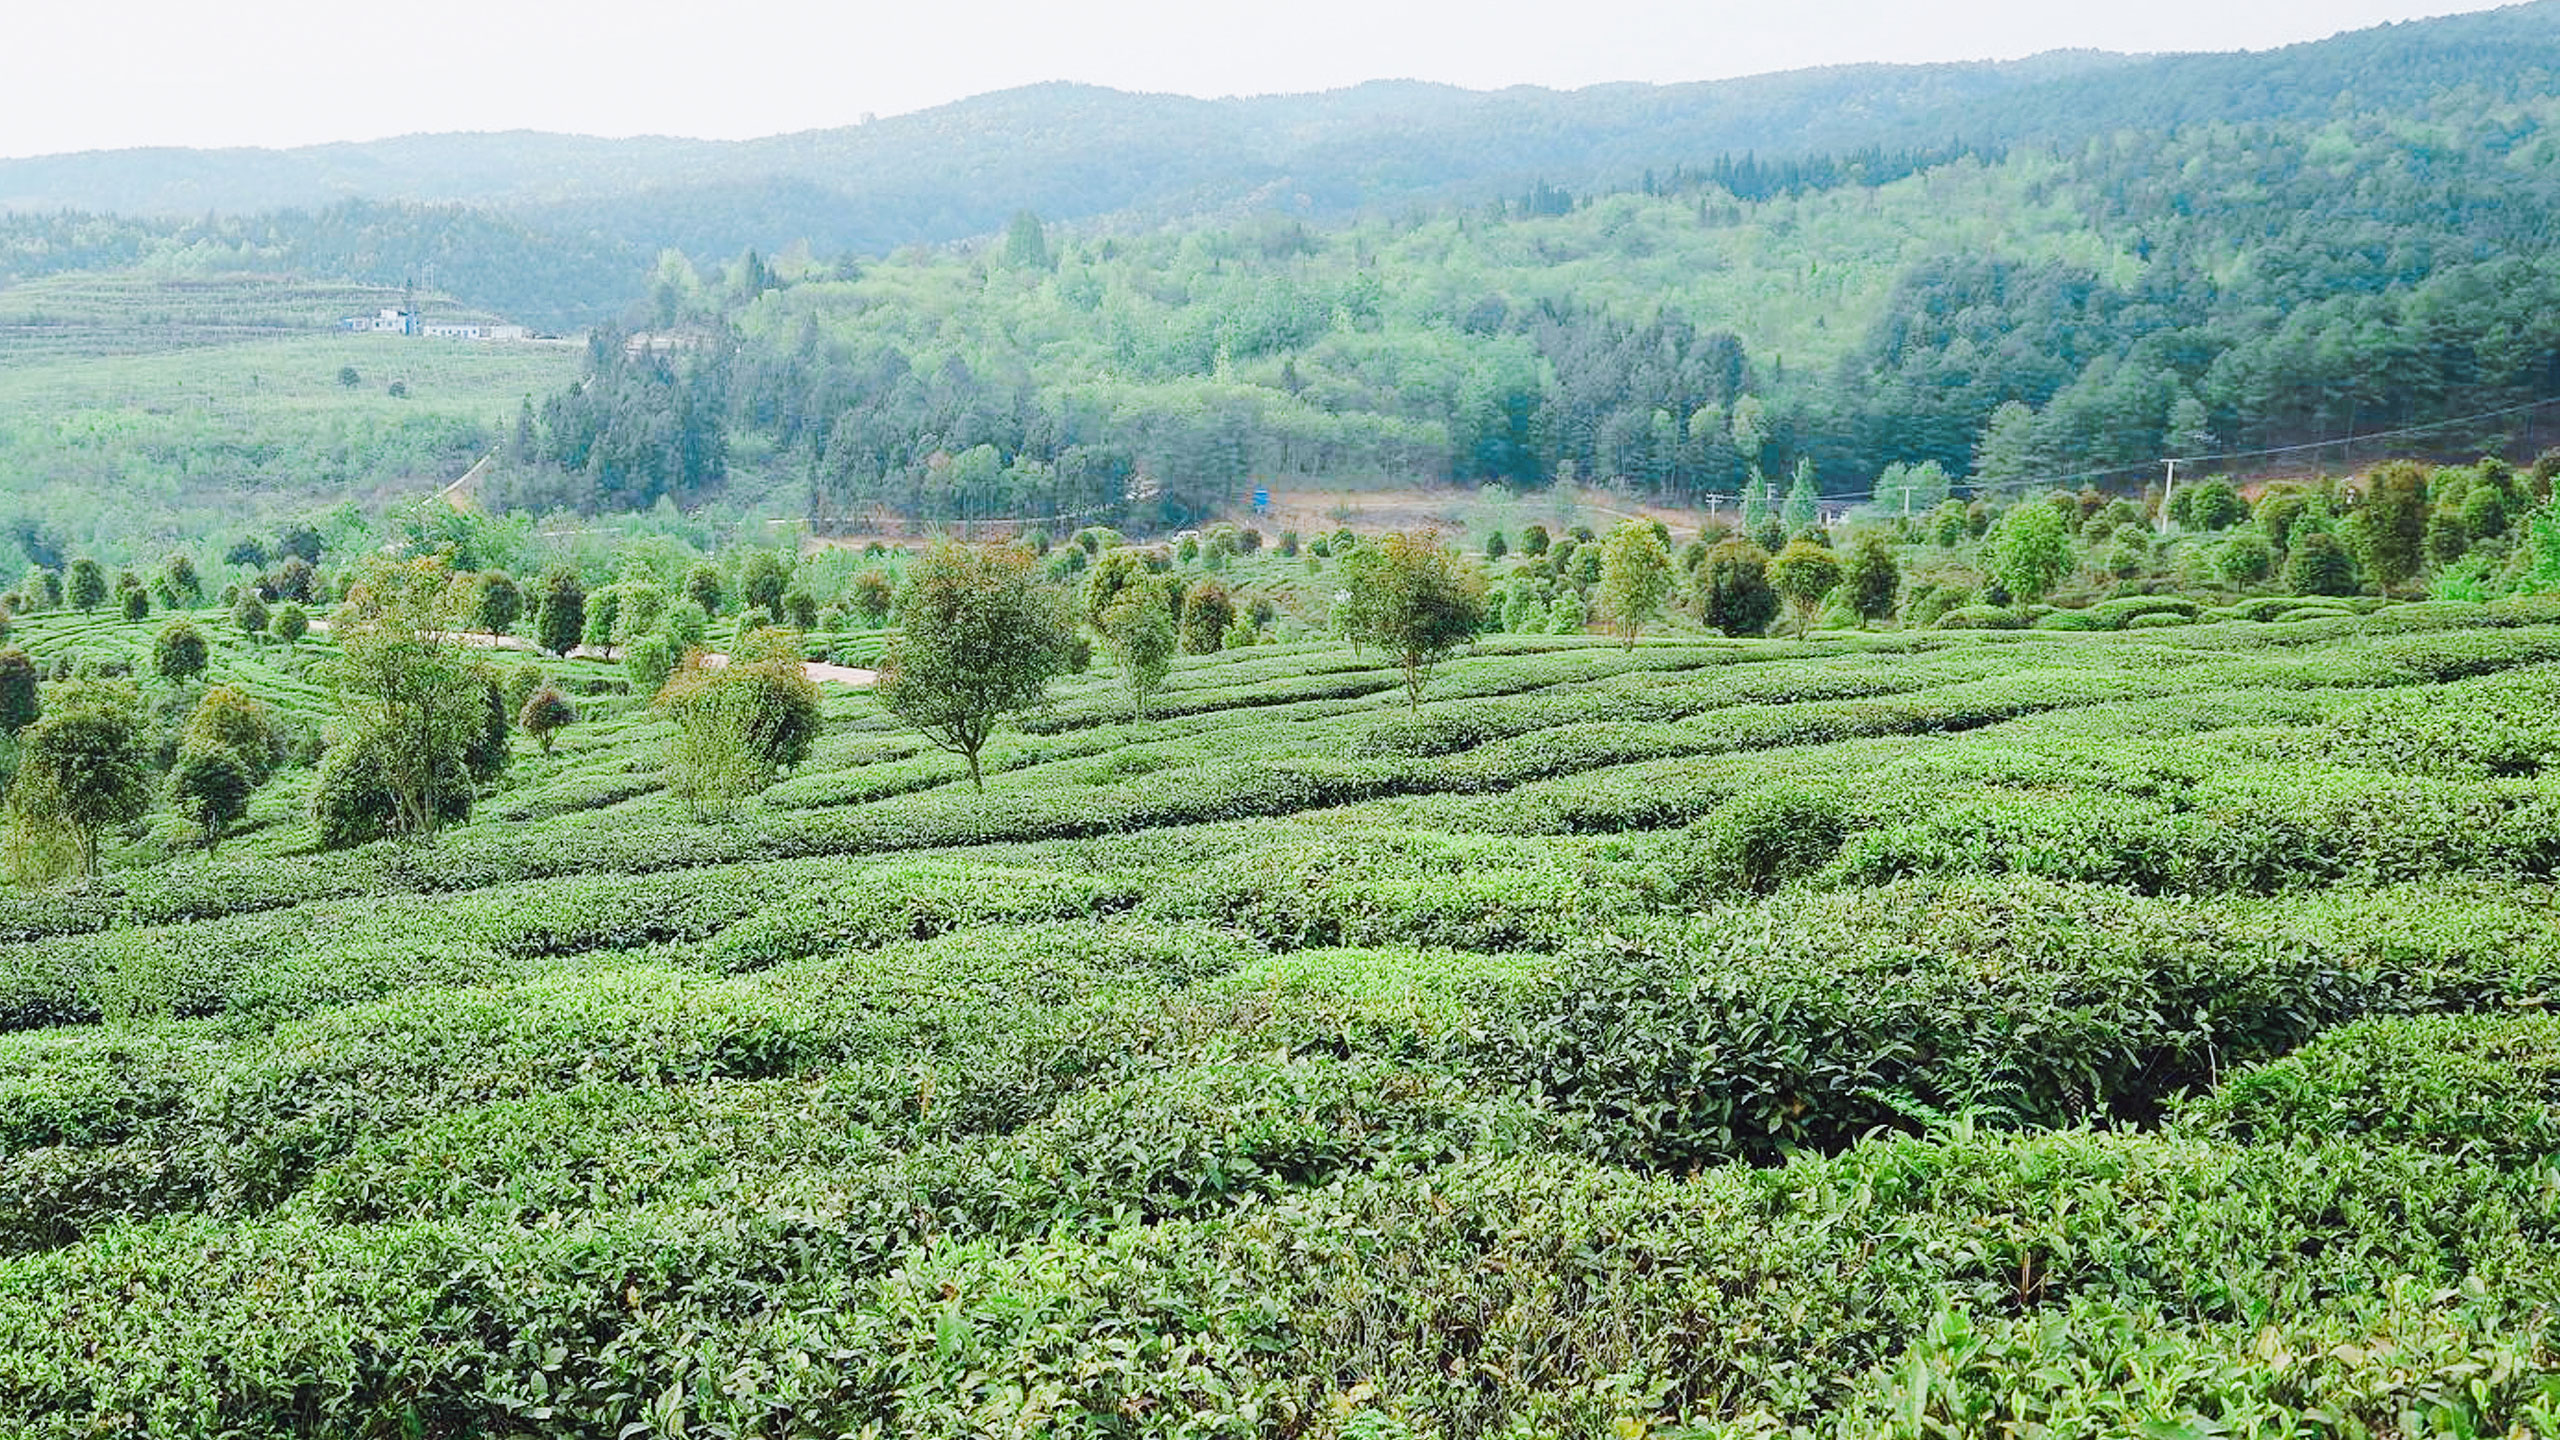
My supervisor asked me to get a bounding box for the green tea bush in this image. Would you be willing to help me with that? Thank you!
[1673,783,1847,896]
[2186,1012,2560,1163]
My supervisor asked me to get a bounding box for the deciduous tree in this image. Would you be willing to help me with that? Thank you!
[12,681,148,875]
[1768,540,1843,636]
[876,542,1076,790]
[1597,519,1672,647]
[1338,530,1484,708]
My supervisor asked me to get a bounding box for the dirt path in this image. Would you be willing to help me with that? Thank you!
[308,621,878,686]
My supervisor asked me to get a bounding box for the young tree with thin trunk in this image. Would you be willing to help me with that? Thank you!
[1338,529,1485,709]
[11,680,148,876]
[327,556,490,842]
[876,542,1076,790]
[1597,519,1673,648]
[1099,586,1176,721]
[1768,540,1843,637]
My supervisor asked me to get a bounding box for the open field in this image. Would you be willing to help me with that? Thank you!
[0,593,2557,1434]
[0,273,583,560]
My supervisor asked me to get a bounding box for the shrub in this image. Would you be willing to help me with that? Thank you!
[152,621,210,684]
[1695,540,1778,637]
[2187,1012,2560,1164]
[168,744,254,850]
[518,686,576,753]
[1931,604,2024,630]
[310,727,471,847]
[272,603,309,646]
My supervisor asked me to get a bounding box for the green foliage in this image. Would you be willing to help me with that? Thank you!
[231,591,269,641]
[2357,460,2432,591]
[1597,519,1673,647]
[2286,530,2360,597]
[1098,589,1178,722]
[877,542,1077,789]
[1840,532,1900,623]
[1180,579,1234,656]
[1335,530,1485,708]
[532,568,586,656]
[65,559,105,613]
[517,685,575,753]
[10,680,148,875]
[1767,539,1843,636]
[1989,503,2073,604]
[1679,784,1849,898]
[325,556,492,842]
[472,571,522,636]
[151,621,208,684]
[181,686,277,784]
[1695,539,1778,637]
[2216,530,2275,584]
[0,650,38,735]
[167,744,254,851]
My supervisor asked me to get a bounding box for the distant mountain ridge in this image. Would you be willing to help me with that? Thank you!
[12,1,2559,245]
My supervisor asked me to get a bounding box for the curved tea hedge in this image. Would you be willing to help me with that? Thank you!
[0,604,2557,1435]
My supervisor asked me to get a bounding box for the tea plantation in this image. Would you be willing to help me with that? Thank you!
[4,596,2560,1436]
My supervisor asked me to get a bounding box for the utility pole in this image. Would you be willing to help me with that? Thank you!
[2157,458,2179,533]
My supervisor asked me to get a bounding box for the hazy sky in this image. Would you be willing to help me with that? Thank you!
[4,0,2514,158]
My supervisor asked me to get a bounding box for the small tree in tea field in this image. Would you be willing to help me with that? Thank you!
[877,542,1076,790]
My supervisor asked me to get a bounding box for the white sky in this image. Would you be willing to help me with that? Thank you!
[1,0,2515,158]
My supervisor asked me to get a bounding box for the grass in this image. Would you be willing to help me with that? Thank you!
[0,595,2555,1435]
[0,272,581,561]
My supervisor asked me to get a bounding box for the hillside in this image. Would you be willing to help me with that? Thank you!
[7,6,2560,259]
[3,576,2560,1431]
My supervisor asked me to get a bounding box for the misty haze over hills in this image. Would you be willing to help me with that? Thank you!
[2,0,2555,267]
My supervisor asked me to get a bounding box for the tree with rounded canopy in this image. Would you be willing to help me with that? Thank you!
[532,569,586,657]
[183,685,277,783]
[1180,579,1234,655]
[232,591,270,642]
[169,745,253,852]
[326,555,493,842]
[1840,532,1901,625]
[1098,586,1177,722]
[156,555,202,609]
[273,603,309,647]
[2286,530,2360,596]
[474,572,523,638]
[1337,529,1485,709]
[2217,532,2276,585]
[66,559,106,612]
[0,649,37,734]
[877,542,1077,791]
[153,621,210,684]
[1990,502,2075,605]
[12,680,149,875]
[1597,519,1673,648]
[1695,540,1778,637]
[683,563,726,617]
[519,686,576,753]
[1768,540,1844,637]
[850,569,895,625]
[741,550,792,617]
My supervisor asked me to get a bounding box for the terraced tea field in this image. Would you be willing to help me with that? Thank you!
[3,599,2560,1435]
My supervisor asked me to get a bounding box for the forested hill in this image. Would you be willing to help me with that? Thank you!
[489,66,2560,530]
[10,3,2560,535]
